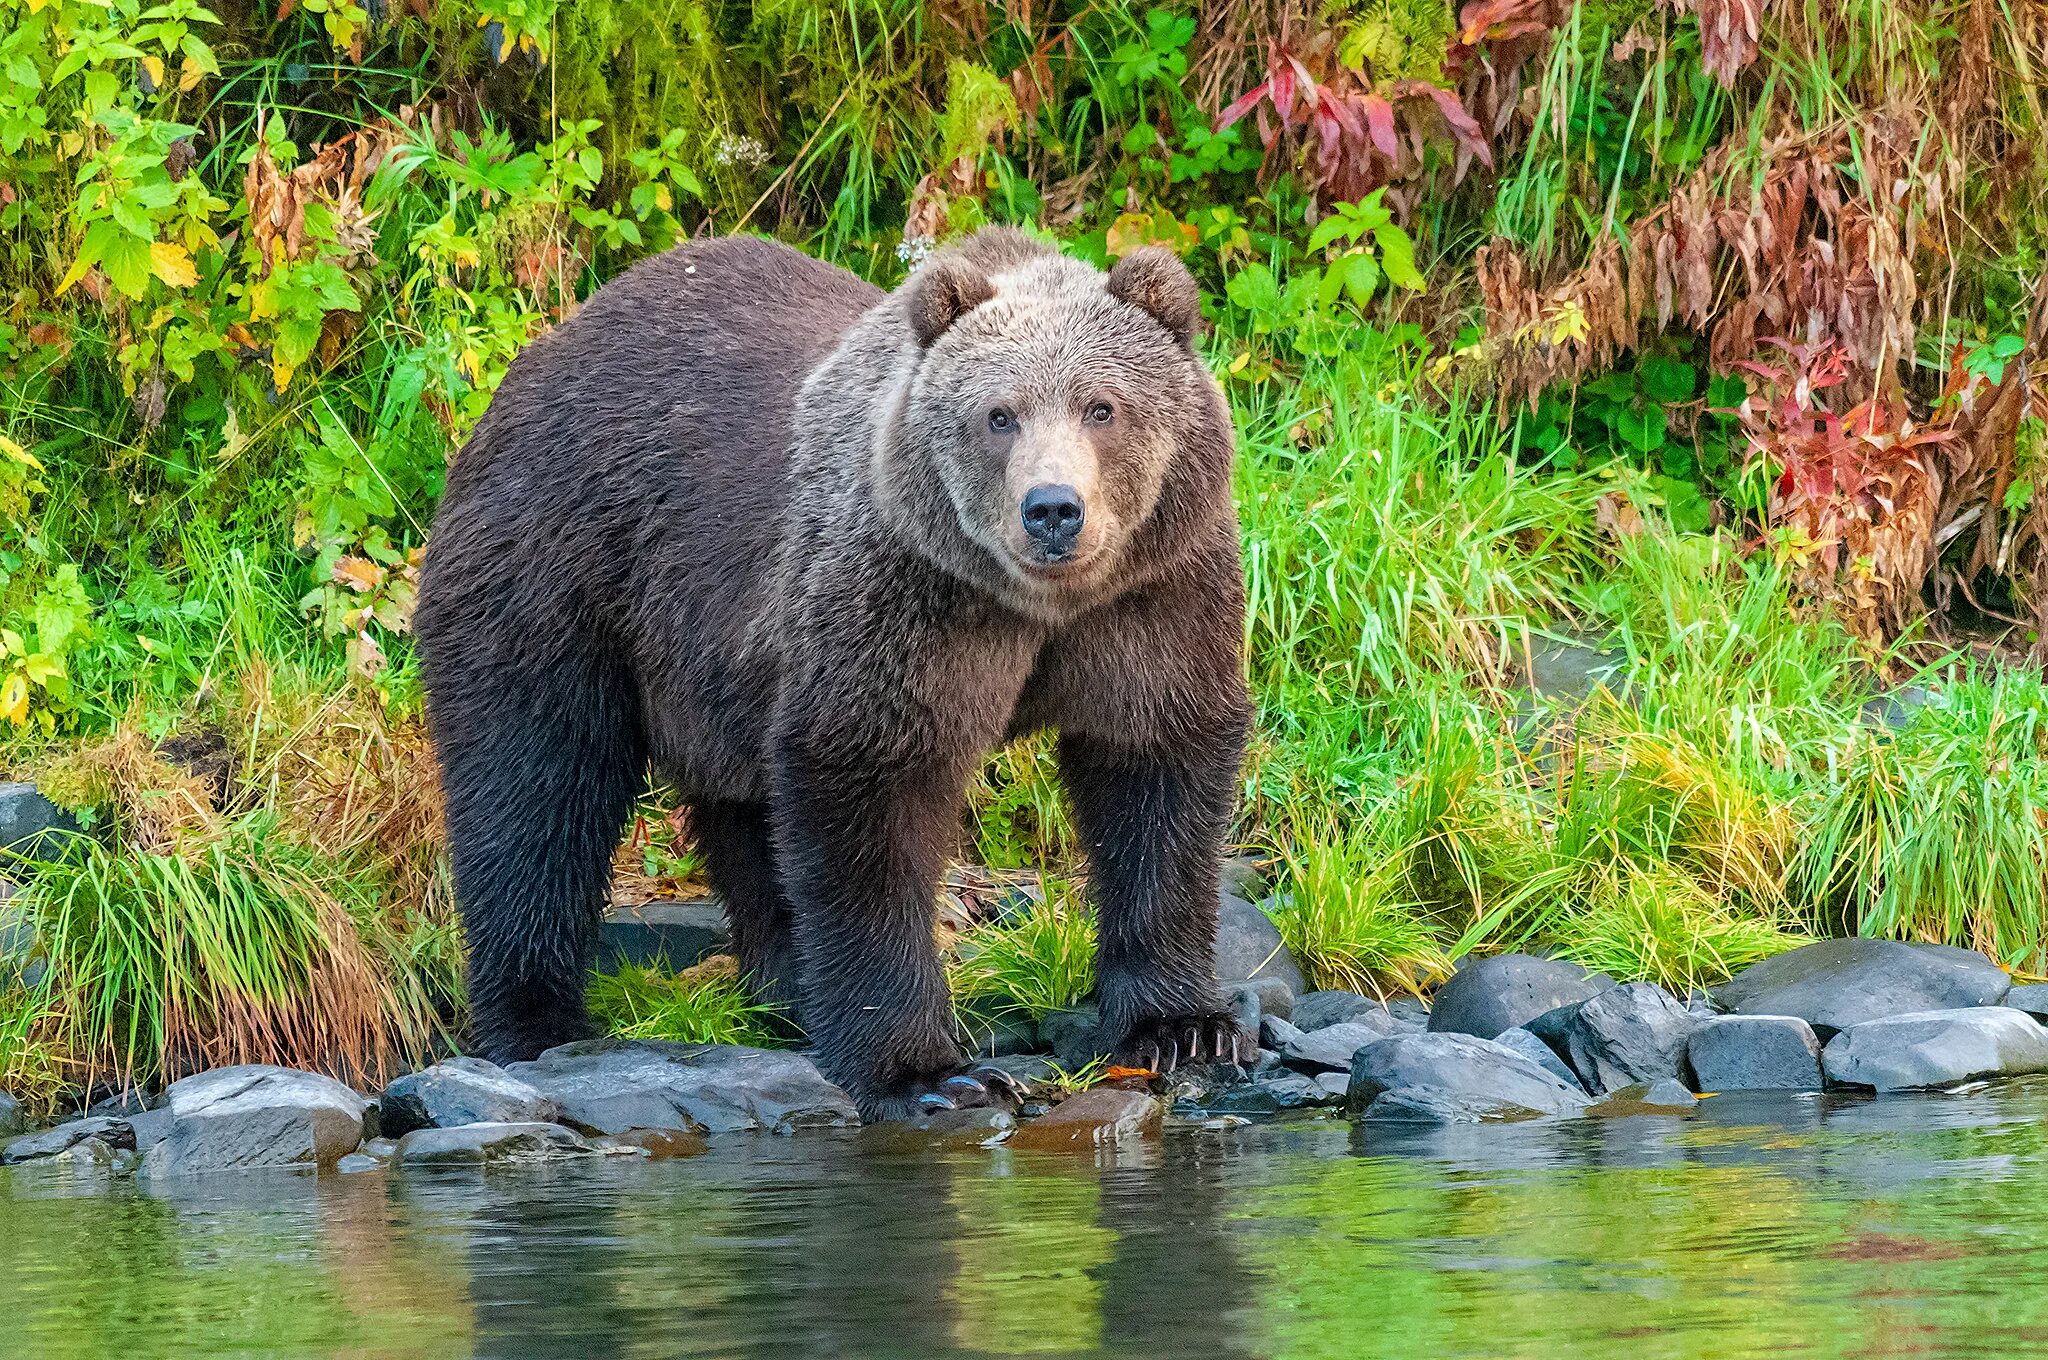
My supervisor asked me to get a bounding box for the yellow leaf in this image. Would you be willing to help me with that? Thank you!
[0,432,43,471]
[271,354,295,392]
[150,241,198,289]
[140,54,165,90]
[1,672,27,726]
[179,55,205,92]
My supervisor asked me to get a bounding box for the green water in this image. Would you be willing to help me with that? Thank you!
[6,1082,2048,1358]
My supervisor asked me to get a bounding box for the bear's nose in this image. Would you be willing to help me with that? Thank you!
[1021,483,1085,552]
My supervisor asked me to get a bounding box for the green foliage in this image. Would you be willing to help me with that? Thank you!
[948,891,1098,1020]
[588,964,791,1046]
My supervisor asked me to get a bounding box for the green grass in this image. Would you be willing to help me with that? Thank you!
[947,888,1098,1021]
[3,813,452,1098]
[587,964,792,1047]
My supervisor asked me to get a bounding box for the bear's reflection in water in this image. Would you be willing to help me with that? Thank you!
[433,1131,1261,1360]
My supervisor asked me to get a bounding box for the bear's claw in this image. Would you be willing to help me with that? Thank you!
[1114,1014,1254,1075]
[875,1064,1029,1121]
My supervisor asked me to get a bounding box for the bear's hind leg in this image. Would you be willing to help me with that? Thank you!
[434,651,645,1065]
[691,799,801,1020]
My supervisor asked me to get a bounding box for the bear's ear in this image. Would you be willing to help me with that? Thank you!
[1107,248,1202,346]
[905,257,996,347]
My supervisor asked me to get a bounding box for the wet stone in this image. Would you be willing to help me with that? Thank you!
[1562,982,1698,1095]
[1427,954,1611,1040]
[1713,938,2011,1036]
[1349,1032,1590,1121]
[962,1014,1038,1059]
[1493,1026,1584,1091]
[974,1054,1062,1100]
[393,1121,597,1166]
[1258,1015,1304,1051]
[0,1091,24,1138]
[2003,983,2048,1020]
[1214,891,1305,995]
[1687,1014,1824,1092]
[507,1039,858,1135]
[3,1116,132,1165]
[1293,991,1385,1033]
[1009,1089,1162,1150]
[143,1066,368,1178]
[1038,1006,1106,1070]
[379,1058,559,1137]
[1821,1008,2048,1092]
[591,1127,713,1159]
[335,1152,386,1174]
[1192,1072,1334,1116]
[869,1106,1016,1151]
[0,782,77,854]
[1589,1081,1700,1116]
[1280,1020,1395,1073]
[1221,977,1293,1030]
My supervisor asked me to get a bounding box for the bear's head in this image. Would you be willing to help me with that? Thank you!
[882,228,1232,615]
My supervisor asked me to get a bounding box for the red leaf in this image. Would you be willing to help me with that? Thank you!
[1217,82,1271,132]
[1362,95,1398,160]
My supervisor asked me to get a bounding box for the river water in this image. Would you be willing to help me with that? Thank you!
[6,1080,2047,1358]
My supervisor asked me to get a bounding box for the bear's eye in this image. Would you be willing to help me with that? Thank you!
[988,407,1016,434]
[1087,401,1115,425]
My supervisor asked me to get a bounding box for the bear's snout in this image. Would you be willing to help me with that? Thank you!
[1020,482,1086,556]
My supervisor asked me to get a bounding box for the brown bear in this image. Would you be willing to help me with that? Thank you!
[414,226,1253,1118]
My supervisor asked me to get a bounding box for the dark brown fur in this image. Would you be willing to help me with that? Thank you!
[415,229,1250,1117]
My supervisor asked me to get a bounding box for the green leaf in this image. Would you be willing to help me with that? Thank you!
[1336,250,1381,308]
[100,229,153,299]
[1639,355,1697,403]
[1307,215,1352,254]
[1374,225,1425,292]
[1616,404,1669,452]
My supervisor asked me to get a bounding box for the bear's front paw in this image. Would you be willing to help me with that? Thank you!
[861,1064,1030,1123]
[1112,1013,1254,1074]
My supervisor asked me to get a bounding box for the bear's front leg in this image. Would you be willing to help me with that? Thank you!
[1059,725,1256,1072]
[771,726,1024,1121]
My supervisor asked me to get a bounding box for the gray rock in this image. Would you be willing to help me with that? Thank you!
[123,1105,174,1152]
[1218,855,1268,901]
[1293,991,1385,1033]
[1258,1014,1304,1051]
[598,900,729,972]
[1493,1026,1584,1091]
[1427,954,1610,1040]
[975,1053,1062,1100]
[1220,983,1262,1033]
[1313,1071,1350,1100]
[1589,1080,1699,1115]
[2003,983,2048,1020]
[1359,1085,1556,1123]
[3,1116,131,1164]
[1821,1008,2048,1092]
[1687,1015,1824,1091]
[1562,982,1697,1094]
[1713,938,2011,1036]
[961,1013,1039,1058]
[393,1121,597,1165]
[0,1091,24,1137]
[1215,891,1305,994]
[379,1058,558,1137]
[1221,977,1293,1027]
[142,1066,368,1177]
[0,782,77,854]
[1198,1071,1338,1115]
[1387,996,1430,1031]
[507,1039,858,1134]
[335,1152,386,1173]
[1347,1032,1590,1121]
[1280,1019,1396,1073]
[1038,1005,1106,1070]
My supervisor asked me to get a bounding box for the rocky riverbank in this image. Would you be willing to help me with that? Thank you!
[6,932,2048,1180]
